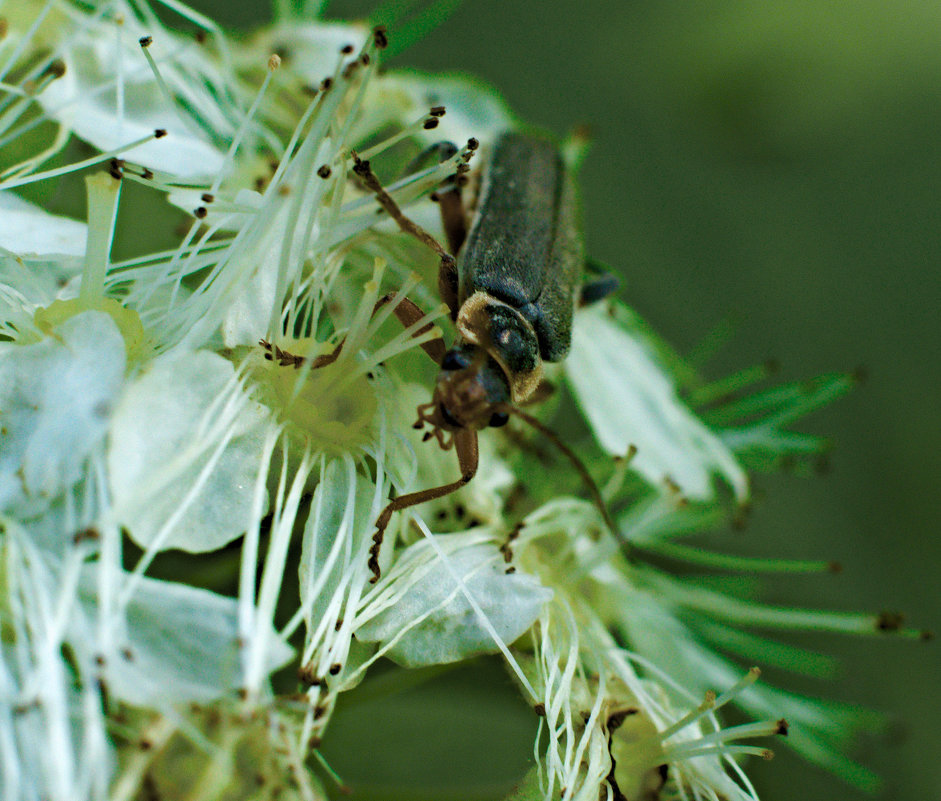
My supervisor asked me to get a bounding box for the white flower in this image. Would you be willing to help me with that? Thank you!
[0,2,909,800]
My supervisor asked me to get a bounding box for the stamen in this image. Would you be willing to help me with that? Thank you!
[355,107,450,161]
[668,744,775,761]
[0,130,168,190]
[310,749,350,794]
[655,691,716,741]
[207,53,281,196]
[137,36,205,141]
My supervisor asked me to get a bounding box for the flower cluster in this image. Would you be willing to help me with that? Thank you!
[0,2,917,799]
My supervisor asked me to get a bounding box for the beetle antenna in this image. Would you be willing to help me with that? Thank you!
[504,406,629,552]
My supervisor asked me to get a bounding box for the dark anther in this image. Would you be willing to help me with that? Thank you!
[201,193,214,203]
[876,611,904,632]
[154,128,167,138]
[45,59,66,79]
[467,137,479,150]
[488,412,509,428]
[194,207,208,219]
[320,77,333,91]
[429,106,446,117]
[423,118,439,130]
[139,36,153,47]
[372,26,388,49]
[317,164,332,179]
[341,44,354,54]
[351,155,370,176]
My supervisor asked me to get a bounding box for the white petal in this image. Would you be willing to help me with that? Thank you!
[0,192,88,257]
[566,305,748,502]
[300,457,375,625]
[0,311,125,517]
[38,22,226,179]
[76,573,293,706]
[355,541,552,667]
[359,72,515,149]
[108,351,268,552]
[0,252,82,312]
[246,20,369,81]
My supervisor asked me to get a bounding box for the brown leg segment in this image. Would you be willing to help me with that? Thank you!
[430,185,464,318]
[373,293,447,364]
[262,293,446,369]
[351,152,462,319]
[368,427,479,583]
[436,187,468,261]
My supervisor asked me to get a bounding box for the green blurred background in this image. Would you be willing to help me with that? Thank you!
[184,1,939,798]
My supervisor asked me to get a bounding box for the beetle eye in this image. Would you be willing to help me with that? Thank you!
[488,411,509,428]
[441,349,471,371]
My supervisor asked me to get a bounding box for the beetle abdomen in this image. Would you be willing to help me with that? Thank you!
[459,132,582,363]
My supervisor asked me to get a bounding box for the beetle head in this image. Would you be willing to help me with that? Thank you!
[414,343,511,449]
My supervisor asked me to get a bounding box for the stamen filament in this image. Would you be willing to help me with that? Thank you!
[0,131,167,190]
[668,744,775,761]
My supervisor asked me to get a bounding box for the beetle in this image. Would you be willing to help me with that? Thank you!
[348,130,617,582]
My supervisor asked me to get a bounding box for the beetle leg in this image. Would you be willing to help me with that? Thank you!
[373,293,447,364]
[404,140,470,256]
[578,258,620,306]
[368,427,479,583]
[260,293,446,370]
[351,152,463,320]
[435,186,468,260]
[436,245,460,320]
[351,152,454,263]
[434,183,467,319]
